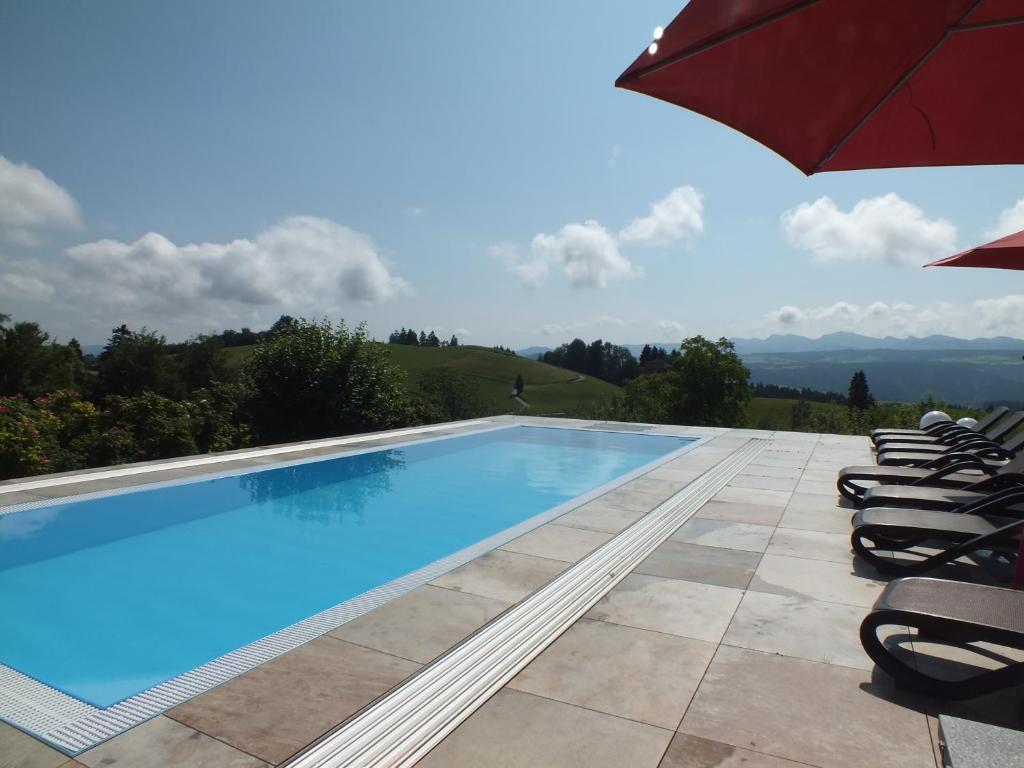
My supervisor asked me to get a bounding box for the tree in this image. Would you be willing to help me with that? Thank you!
[449,335,459,347]
[415,368,485,422]
[661,336,751,426]
[514,373,525,395]
[419,331,428,346]
[244,318,412,442]
[848,370,874,410]
[269,315,299,337]
[0,316,87,396]
[176,335,230,392]
[426,330,440,347]
[97,325,180,398]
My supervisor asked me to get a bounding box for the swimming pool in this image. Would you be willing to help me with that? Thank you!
[0,424,693,722]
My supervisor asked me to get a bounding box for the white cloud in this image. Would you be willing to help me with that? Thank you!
[538,315,628,338]
[620,186,704,246]
[772,306,806,326]
[0,272,55,300]
[763,296,1024,338]
[985,198,1024,240]
[404,205,425,217]
[0,156,82,245]
[454,327,472,337]
[781,194,956,267]
[489,242,549,289]
[532,220,632,288]
[64,216,408,311]
[656,319,685,334]
[607,145,622,169]
[494,184,704,289]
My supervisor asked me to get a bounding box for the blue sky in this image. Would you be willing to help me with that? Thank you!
[1,0,1022,347]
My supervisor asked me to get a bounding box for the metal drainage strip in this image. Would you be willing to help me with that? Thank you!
[287,438,770,768]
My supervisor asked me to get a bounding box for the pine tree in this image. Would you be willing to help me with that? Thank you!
[514,373,524,395]
[848,370,873,410]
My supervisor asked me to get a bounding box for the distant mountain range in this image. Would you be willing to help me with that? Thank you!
[518,332,1024,360]
[518,333,1024,405]
[730,332,1024,354]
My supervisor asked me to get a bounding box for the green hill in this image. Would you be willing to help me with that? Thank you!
[223,343,622,416]
[386,344,621,415]
[745,397,847,431]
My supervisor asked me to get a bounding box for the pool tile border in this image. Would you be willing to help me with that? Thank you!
[0,421,704,755]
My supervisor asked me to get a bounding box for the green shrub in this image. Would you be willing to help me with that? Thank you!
[243,319,414,442]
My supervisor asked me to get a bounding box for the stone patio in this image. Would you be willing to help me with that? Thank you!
[2,416,1021,768]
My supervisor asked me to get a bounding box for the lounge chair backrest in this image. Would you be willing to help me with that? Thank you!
[973,405,1010,434]
[998,429,1024,455]
[986,410,1024,442]
[997,453,1024,473]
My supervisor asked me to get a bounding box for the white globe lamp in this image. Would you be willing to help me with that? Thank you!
[956,417,979,430]
[919,411,951,430]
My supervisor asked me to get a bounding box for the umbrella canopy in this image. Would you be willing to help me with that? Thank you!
[925,229,1024,269]
[616,0,1024,175]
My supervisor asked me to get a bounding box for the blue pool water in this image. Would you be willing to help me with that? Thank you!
[0,425,692,708]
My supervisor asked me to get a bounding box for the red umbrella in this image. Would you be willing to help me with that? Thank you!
[616,0,1024,175]
[925,229,1024,269]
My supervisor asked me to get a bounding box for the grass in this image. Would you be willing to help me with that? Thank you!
[222,343,622,416]
[744,397,847,430]
[386,345,622,415]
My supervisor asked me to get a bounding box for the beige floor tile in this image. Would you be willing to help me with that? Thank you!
[711,486,791,507]
[509,618,716,729]
[785,491,855,513]
[329,584,506,663]
[429,549,567,603]
[695,500,783,527]
[167,637,419,764]
[77,716,267,768]
[738,465,804,480]
[627,476,691,499]
[634,539,760,589]
[644,466,705,485]
[595,485,672,512]
[418,689,672,768]
[499,523,612,563]
[659,733,809,767]
[0,723,67,768]
[728,474,799,492]
[722,591,872,670]
[767,527,854,564]
[750,554,886,608]
[556,500,649,534]
[680,646,933,768]
[778,504,853,535]
[795,478,841,497]
[586,573,743,643]
[801,467,844,483]
[670,518,775,553]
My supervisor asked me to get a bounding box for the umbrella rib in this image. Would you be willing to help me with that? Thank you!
[952,15,1024,32]
[615,0,822,85]
[811,0,985,173]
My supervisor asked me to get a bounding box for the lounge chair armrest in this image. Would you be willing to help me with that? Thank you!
[964,473,1024,492]
[920,453,990,471]
[913,461,994,485]
[958,487,1024,516]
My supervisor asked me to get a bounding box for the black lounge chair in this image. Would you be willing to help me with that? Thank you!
[873,408,1021,449]
[861,577,1024,699]
[850,505,1024,575]
[870,406,1008,443]
[861,476,1024,511]
[876,411,1024,456]
[877,431,1024,468]
[840,455,1024,507]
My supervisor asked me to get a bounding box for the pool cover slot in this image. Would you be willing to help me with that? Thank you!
[287,438,770,768]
